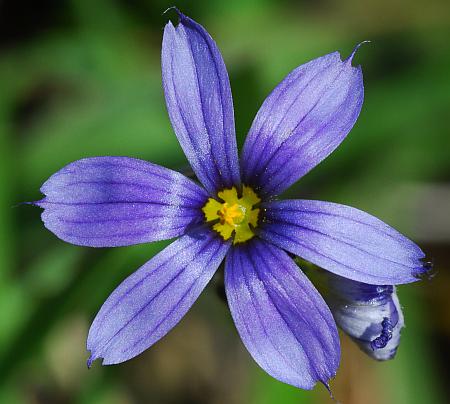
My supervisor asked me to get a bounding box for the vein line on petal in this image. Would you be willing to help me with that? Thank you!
[121,238,226,356]
[252,61,351,185]
[168,31,220,193]
[92,235,219,358]
[89,236,201,343]
[250,242,324,381]
[241,244,311,381]
[263,221,419,270]
[243,55,337,177]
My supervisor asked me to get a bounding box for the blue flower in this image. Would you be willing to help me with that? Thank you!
[33,10,429,390]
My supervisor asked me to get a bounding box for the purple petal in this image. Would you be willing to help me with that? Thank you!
[241,50,363,197]
[305,266,404,360]
[87,228,230,365]
[225,239,339,389]
[259,199,428,285]
[36,157,208,247]
[162,11,240,195]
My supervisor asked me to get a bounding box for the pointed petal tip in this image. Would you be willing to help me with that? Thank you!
[14,200,41,208]
[345,40,371,65]
[86,353,96,369]
[225,241,340,393]
[87,351,108,368]
[162,6,180,16]
[18,197,48,209]
[162,7,177,31]
[322,380,335,400]
[31,197,46,207]
[161,6,241,193]
[162,6,187,23]
[85,232,229,368]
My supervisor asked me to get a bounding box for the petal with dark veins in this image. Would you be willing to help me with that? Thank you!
[225,238,339,389]
[36,157,208,247]
[87,228,230,365]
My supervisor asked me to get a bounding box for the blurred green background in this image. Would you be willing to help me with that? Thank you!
[1,0,449,403]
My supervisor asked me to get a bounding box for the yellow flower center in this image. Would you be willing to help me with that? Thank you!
[202,186,260,244]
[217,203,245,226]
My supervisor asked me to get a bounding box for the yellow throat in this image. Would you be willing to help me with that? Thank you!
[202,186,260,244]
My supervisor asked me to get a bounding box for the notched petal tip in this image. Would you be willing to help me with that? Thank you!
[345,40,371,65]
